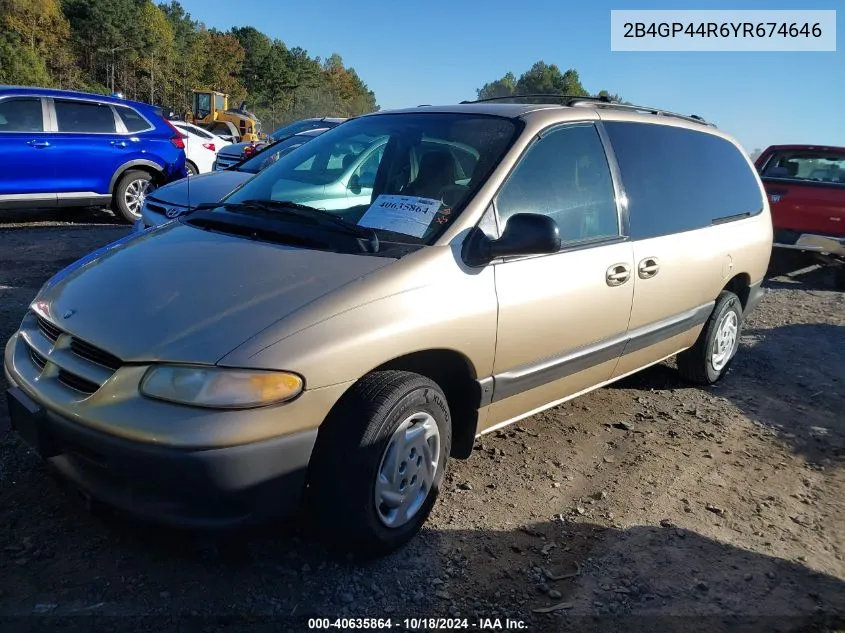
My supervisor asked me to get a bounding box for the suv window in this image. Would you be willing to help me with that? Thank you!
[604,122,764,240]
[496,123,619,244]
[55,100,116,133]
[0,97,44,132]
[115,106,150,133]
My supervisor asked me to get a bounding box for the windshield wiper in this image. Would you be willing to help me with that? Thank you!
[231,199,379,253]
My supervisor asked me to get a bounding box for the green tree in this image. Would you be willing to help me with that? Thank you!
[137,1,175,105]
[477,71,516,100]
[231,25,272,96]
[0,31,51,85]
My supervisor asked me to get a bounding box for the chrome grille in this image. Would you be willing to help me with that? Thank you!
[21,311,123,396]
[35,315,62,342]
[29,347,47,371]
[214,154,240,170]
[57,370,99,394]
[70,338,122,371]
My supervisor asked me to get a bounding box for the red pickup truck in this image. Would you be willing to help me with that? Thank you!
[755,144,845,287]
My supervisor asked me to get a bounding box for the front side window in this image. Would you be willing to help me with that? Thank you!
[55,100,116,133]
[0,97,44,132]
[214,94,226,111]
[224,113,520,244]
[115,106,150,133]
[761,150,845,184]
[496,123,619,244]
[605,122,765,240]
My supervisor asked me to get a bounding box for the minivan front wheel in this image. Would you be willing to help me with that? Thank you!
[306,371,452,555]
[112,170,153,223]
[677,290,743,385]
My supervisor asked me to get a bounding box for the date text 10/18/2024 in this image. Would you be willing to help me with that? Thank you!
[308,617,528,630]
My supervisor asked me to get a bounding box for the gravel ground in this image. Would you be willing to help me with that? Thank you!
[1,208,843,633]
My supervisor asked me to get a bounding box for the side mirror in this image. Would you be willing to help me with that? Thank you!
[348,173,362,195]
[348,172,375,195]
[462,213,561,266]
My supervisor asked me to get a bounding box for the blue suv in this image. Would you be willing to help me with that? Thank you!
[0,87,187,223]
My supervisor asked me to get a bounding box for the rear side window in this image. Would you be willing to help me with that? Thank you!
[604,122,764,240]
[183,124,213,140]
[115,106,150,133]
[0,97,44,132]
[55,100,116,133]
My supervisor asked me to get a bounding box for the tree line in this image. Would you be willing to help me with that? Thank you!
[0,0,379,131]
[476,61,621,103]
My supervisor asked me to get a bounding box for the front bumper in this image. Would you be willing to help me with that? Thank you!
[5,382,317,528]
[773,229,845,258]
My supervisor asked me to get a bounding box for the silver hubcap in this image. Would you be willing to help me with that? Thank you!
[711,310,738,371]
[375,412,441,528]
[124,179,151,216]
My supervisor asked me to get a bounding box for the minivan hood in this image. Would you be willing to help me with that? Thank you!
[34,224,393,364]
[147,170,252,208]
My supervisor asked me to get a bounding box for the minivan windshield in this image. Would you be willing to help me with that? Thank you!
[223,112,520,245]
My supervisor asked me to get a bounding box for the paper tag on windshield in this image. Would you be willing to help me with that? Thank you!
[357,195,442,238]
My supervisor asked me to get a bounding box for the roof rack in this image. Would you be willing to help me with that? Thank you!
[460,93,613,106]
[459,93,713,127]
[568,98,715,127]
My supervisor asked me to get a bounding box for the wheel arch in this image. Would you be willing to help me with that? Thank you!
[320,349,483,460]
[722,272,752,309]
[109,159,164,193]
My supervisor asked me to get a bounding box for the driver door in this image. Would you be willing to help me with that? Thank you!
[484,122,635,429]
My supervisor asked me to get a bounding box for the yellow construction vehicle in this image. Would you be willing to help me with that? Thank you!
[187,90,263,143]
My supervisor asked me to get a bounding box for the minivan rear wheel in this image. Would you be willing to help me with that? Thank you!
[677,290,743,385]
[112,170,153,223]
[305,371,452,556]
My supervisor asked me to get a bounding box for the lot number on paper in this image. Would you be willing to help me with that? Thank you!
[358,195,442,238]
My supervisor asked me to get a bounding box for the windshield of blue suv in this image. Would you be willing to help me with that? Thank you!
[222,112,520,245]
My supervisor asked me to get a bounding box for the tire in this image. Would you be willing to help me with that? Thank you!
[111,170,154,224]
[676,291,743,385]
[186,161,199,176]
[306,370,452,556]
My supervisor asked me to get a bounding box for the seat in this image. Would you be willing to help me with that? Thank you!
[403,150,457,199]
[765,166,791,178]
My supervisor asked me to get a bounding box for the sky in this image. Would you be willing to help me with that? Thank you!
[176,0,843,152]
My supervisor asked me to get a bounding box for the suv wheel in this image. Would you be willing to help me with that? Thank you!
[186,161,198,176]
[112,170,153,223]
[677,290,743,385]
[306,371,452,556]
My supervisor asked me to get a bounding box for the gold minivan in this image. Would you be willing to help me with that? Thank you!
[4,97,772,554]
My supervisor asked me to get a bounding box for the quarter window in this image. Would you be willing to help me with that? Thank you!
[496,123,619,244]
[604,122,764,240]
[115,106,150,133]
[55,100,116,133]
[0,98,44,132]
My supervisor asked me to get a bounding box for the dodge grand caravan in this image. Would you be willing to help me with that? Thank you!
[4,97,772,555]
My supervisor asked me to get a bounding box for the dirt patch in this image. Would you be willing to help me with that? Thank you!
[0,224,843,632]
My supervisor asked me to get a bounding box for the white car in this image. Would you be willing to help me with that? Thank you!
[171,121,231,175]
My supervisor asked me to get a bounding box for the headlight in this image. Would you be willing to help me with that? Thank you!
[140,365,303,409]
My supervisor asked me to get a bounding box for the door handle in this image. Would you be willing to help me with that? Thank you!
[637,257,660,279]
[606,263,632,287]
[27,140,50,148]
[110,140,128,148]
